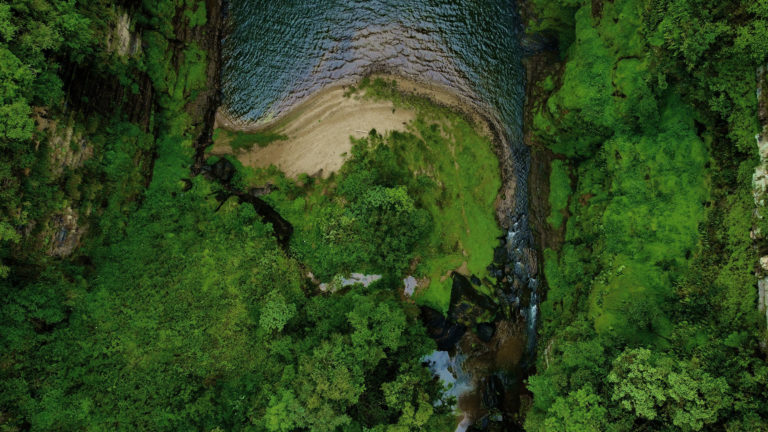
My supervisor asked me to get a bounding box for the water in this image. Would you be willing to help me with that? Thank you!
[222,0,526,158]
[424,350,474,403]
[221,0,536,427]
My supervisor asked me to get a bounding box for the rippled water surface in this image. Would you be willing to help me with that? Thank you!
[222,0,525,148]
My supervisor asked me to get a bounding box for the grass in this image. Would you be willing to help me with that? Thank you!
[212,128,287,152]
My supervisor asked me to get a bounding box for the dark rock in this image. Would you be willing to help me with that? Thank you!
[448,273,498,326]
[493,246,507,264]
[477,322,495,342]
[210,158,235,183]
[419,306,466,351]
[249,183,274,197]
[482,375,505,410]
[471,275,482,286]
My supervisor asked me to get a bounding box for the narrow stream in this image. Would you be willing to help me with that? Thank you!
[221,0,536,429]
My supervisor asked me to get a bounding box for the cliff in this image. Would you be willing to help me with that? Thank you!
[5,1,224,270]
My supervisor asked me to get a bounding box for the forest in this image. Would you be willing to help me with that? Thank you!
[2,0,768,431]
[525,0,768,430]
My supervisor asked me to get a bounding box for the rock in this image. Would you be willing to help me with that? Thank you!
[493,246,507,264]
[403,276,418,296]
[481,375,505,410]
[761,256,768,271]
[477,322,495,342]
[109,11,142,57]
[341,273,382,287]
[523,247,538,276]
[449,273,499,327]
[249,183,274,197]
[48,207,84,257]
[420,306,466,351]
[210,158,235,183]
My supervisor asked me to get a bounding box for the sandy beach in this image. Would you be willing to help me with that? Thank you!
[211,74,494,179]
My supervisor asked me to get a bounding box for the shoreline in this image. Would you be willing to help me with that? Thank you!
[214,73,495,138]
[213,72,518,229]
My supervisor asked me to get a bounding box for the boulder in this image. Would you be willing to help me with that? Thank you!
[476,322,495,342]
[448,273,498,326]
[210,158,235,183]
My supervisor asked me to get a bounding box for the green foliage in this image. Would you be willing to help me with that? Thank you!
[242,82,501,313]
[0,4,457,431]
[608,348,730,431]
[527,0,768,429]
[184,0,207,27]
[543,385,615,432]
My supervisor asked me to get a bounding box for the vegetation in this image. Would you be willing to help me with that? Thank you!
[221,78,502,313]
[5,0,767,430]
[0,4,474,431]
[526,0,768,430]
[213,127,288,151]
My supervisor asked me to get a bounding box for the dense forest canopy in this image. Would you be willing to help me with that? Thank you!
[1,0,768,431]
[525,0,768,430]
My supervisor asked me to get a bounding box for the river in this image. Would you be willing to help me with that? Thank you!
[220,0,536,429]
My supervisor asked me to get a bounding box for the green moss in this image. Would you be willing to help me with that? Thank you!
[547,159,570,228]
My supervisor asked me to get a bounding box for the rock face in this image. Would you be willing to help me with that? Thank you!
[209,158,235,183]
[481,375,505,410]
[48,207,84,258]
[755,65,768,335]
[108,11,142,58]
[449,273,498,327]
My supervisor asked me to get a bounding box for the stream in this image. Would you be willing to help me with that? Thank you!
[221,0,536,429]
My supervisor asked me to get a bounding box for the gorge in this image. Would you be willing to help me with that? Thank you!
[3,1,768,431]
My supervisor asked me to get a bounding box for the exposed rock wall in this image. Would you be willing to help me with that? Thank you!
[180,0,224,172]
[754,65,768,331]
[27,1,224,260]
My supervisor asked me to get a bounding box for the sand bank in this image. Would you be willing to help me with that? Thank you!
[211,74,494,179]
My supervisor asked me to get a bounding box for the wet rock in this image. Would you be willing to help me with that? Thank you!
[493,246,507,264]
[523,247,538,276]
[467,416,490,431]
[481,375,505,410]
[420,306,466,351]
[476,322,495,342]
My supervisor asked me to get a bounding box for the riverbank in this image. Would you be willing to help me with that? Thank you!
[211,74,498,179]
[213,73,523,230]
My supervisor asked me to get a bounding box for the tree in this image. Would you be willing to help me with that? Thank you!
[608,348,730,431]
[544,384,616,432]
